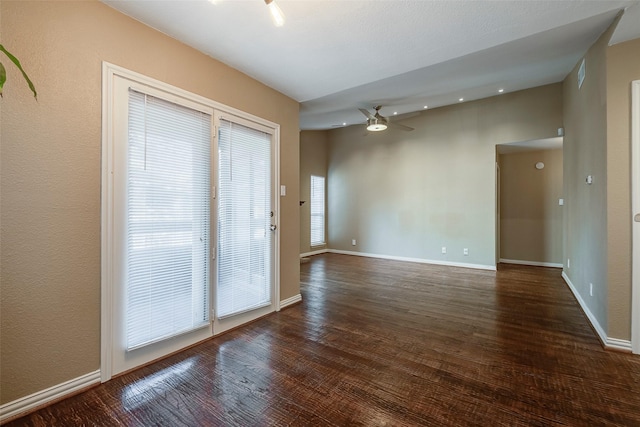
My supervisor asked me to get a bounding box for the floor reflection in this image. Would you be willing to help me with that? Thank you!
[121,358,196,411]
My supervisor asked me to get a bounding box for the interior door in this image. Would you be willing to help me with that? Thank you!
[632,80,639,354]
[213,113,278,334]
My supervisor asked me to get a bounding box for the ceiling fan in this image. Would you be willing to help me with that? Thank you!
[358,106,414,132]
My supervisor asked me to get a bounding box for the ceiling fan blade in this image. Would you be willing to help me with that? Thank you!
[388,122,414,132]
[358,108,375,120]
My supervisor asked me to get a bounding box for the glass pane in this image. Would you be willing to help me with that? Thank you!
[126,90,210,350]
[217,119,272,318]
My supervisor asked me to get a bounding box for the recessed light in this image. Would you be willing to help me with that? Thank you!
[423,106,428,109]
[498,89,504,93]
[393,112,397,115]
[459,98,464,102]
[342,122,346,126]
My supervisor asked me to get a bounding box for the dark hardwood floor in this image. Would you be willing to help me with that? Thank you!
[6,253,640,426]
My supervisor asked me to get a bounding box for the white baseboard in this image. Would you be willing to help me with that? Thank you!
[561,272,607,345]
[606,337,633,352]
[279,293,302,310]
[300,249,328,258]
[561,272,632,352]
[0,370,100,423]
[500,258,562,268]
[328,249,496,271]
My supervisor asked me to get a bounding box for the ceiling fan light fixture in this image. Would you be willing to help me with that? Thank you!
[367,119,387,132]
[265,0,285,27]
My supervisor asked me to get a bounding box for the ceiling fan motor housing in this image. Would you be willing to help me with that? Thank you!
[367,117,388,131]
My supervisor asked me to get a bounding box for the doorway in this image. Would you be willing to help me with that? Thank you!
[496,138,564,267]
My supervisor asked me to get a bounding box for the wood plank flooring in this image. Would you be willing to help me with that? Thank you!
[5,253,640,426]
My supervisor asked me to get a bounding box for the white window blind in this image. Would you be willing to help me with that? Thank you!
[310,175,325,246]
[217,119,271,318]
[126,89,211,350]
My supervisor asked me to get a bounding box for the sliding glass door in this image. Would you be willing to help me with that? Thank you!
[103,66,280,379]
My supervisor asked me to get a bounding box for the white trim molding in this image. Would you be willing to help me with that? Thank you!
[500,258,563,268]
[562,272,607,345]
[279,294,302,309]
[328,249,496,271]
[300,249,329,258]
[607,337,633,352]
[632,79,640,355]
[561,272,632,352]
[0,370,100,423]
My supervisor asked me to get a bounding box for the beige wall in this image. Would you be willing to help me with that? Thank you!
[563,12,639,341]
[0,0,299,404]
[327,84,563,267]
[606,37,640,340]
[562,23,611,337]
[499,149,563,265]
[300,131,329,254]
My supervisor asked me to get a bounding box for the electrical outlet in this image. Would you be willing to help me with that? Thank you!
[590,283,593,297]
[463,248,469,256]
[442,247,447,254]
[351,239,356,246]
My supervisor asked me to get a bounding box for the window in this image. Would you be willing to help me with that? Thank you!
[310,175,325,246]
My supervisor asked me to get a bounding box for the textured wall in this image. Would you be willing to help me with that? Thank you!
[499,149,563,264]
[300,131,329,254]
[606,37,640,340]
[327,84,563,267]
[0,0,299,404]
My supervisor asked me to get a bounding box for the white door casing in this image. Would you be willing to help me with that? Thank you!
[632,80,640,355]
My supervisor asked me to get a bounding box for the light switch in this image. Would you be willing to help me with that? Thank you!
[559,198,564,206]
[280,185,286,196]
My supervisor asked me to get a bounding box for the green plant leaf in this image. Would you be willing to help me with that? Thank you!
[0,61,6,98]
[0,44,37,99]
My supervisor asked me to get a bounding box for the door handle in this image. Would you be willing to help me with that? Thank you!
[270,224,277,231]
[635,213,640,222]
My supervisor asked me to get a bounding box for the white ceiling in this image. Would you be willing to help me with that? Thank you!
[102,0,640,130]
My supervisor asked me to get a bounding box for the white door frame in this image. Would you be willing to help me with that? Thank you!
[495,160,501,266]
[632,80,640,355]
[101,62,281,381]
